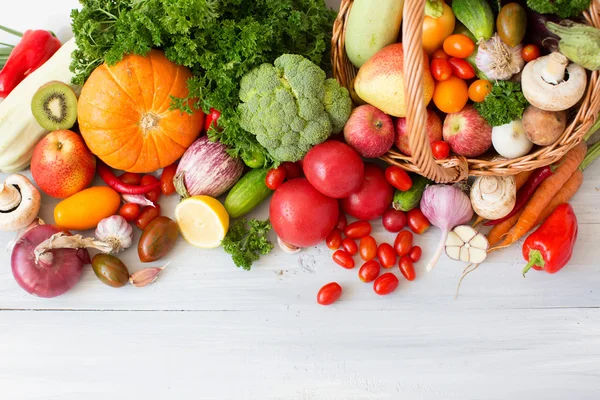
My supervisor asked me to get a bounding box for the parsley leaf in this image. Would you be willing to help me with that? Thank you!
[474,81,529,127]
[221,219,274,271]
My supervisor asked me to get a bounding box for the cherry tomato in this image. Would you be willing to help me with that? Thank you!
[373,273,399,295]
[160,163,178,195]
[448,57,475,79]
[443,34,475,59]
[118,203,140,222]
[377,243,396,268]
[431,141,450,160]
[521,44,541,63]
[358,260,381,283]
[385,166,413,192]
[336,212,347,231]
[344,220,372,239]
[407,208,431,234]
[332,250,355,269]
[359,236,377,261]
[265,166,287,190]
[382,208,407,232]
[340,163,393,221]
[134,204,161,230]
[326,229,342,250]
[399,256,416,281]
[317,282,342,306]
[431,49,449,60]
[394,230,413,257]
[409,246,422,263]
[342,238,358,255]
[141,175,161,203]
[282,162,303,180]
[430,58,453,82]
[433,76,469,114]
[119,172,142,186]
[204,108,221,133]
[468,79,493,103]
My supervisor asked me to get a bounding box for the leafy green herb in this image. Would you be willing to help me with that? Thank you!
[221,218,274,271]
[474,81,529,127]
[526,0,590,19]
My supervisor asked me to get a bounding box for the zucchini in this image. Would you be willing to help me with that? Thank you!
[392,175,432,212]
[451,0,494,42]
[224,168,273,218]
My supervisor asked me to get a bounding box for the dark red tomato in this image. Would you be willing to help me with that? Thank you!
[303,141,364,198]
[118,203,140,222]
[265,166,287,190]
[326,229,342,250]
[141,175,161,203]
[431,49,449,60]
[373,273,399,295]
[342,238,358,255]
[332,250,355,269]
[119,172,142,186]
[399,256,416,281]
[448,58,475,79]
[203,108,221,133]
[358,260,381,282]
[359,236,377,261]
[160,163,178,195]
[430,58,453,82]
[135,204,161,230]
[431,141,450,160]
[336,212,347,231]
[394,230,413,257]
[409,246,422,263]
[382,208,407,232]
[407,209,431,234]
[344,220,372,239]
[385,166,413,192]
[282,162,303,180]
[317,282,342,305]
[522,44,540,63]
[340,163,394,221]
[270,179,339,248]
[377,243,396,268]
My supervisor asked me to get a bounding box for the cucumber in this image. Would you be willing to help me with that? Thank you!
[392,175,432,212]
[224,168,272,219]
[451,0,494,42]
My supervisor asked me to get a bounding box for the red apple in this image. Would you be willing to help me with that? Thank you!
[343,104,394,158]
[31,130,96,199]
[395,109,442,156]
[442,105,492,158]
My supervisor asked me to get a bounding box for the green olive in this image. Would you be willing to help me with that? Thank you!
[91,254,129,288]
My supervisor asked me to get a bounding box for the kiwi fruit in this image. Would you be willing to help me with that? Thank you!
[31,81,78,131]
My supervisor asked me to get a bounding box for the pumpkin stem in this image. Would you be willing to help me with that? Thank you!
[140,113,160,133]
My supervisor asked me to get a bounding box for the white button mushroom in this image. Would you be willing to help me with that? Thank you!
[0,174,41,232]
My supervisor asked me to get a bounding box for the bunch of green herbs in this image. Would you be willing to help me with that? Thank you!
[221,219,274,270]
[474,81,529,127]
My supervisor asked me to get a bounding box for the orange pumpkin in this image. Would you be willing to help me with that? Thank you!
[77,50,204,173]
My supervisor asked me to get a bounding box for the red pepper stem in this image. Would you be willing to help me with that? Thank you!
[523,249,545,277]
[0,25,23,37]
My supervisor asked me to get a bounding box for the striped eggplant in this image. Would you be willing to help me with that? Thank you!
[174,136,244,198]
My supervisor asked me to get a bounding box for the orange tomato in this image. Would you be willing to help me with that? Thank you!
[422,3,456,55]
[443,34,475,59]
[468,79,493,103]
[433,76,469,114]
[54,186,122,230]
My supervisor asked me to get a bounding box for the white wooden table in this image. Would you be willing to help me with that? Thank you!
[1,2,600,399]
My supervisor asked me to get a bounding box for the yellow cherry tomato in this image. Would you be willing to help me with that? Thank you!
[433,76,469,114]
[54,186,121,230]
[423,3,456,55]
[468,79,493,103]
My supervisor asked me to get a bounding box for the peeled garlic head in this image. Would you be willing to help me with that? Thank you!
[445,225,489,264]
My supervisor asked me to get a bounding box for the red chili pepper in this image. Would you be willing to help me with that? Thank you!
[485,166,553,226]
[522,203,578,276]
[203,108,221,133]
[97,162,161,194]
[0,27,62,98]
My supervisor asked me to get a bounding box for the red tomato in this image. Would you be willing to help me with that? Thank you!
[448,57,475,79]
[326,229,342,250]
[394,230,413,257]
[204,108,221,133]
[340,163,394,220]
[119,172,142,186]
[336,212,347,231]
[373,273,399,295]
[303,141,364,198]
[141,175,161,203]
[430,58,453,81]
[399,256,416,281]
[344,220,372,239]
[407,209,431,234]
[382,208,407,232]
[358,260,381,283]
[332,250,355,269]
[522,44,540,63]
[135,204,161,230]
[118,203,140,222]
[385,166,413,191]
[359,236,377,261]
[342,238,358,255]
[431,141,450,160]
[265,166,287,190]
[431,49,449,60]
[317,282,342,306]
[377,243,396,268]
[160,163,178,195]
[282,162,303,180]
[443,34,475,58]
[270,179,338,247]
[409,246,422,263]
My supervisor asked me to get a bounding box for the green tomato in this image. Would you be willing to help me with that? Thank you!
[242,149,266,168]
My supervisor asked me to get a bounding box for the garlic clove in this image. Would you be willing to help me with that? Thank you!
[470,234,490,251]
[446,246,461,260]
[446,231,464,247]
[445,225,490,264]
[277,236,301,254]
[459,247,471,263]
[453,225,478,243]
[469,248,488,264]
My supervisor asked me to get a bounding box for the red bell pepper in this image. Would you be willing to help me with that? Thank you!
[522,203,578,276]
[0,26,62,98]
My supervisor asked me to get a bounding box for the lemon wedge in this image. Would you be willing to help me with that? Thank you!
[174,195,229,249]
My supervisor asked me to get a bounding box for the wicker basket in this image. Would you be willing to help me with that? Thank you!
[332,0,600,182]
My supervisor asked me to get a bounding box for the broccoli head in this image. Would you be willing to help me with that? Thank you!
[526,0,590,18]
[238,54,352,162]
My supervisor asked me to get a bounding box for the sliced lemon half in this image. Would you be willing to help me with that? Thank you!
[174,195,229,249]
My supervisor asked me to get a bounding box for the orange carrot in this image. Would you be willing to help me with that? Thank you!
[514,169,534,191]
[487,209,523,247]
[534,169,584,226]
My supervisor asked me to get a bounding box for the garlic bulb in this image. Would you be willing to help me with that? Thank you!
[470,175,516,220]
[445,225,489,264]
[95,215,133,254]
[476,34,524,81]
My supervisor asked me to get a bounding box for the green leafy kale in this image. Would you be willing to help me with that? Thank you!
[526,0,590,19]
[474,81,529,127]
[221,219,273,271]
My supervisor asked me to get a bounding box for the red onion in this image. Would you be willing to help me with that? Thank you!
[11,225,90,298]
